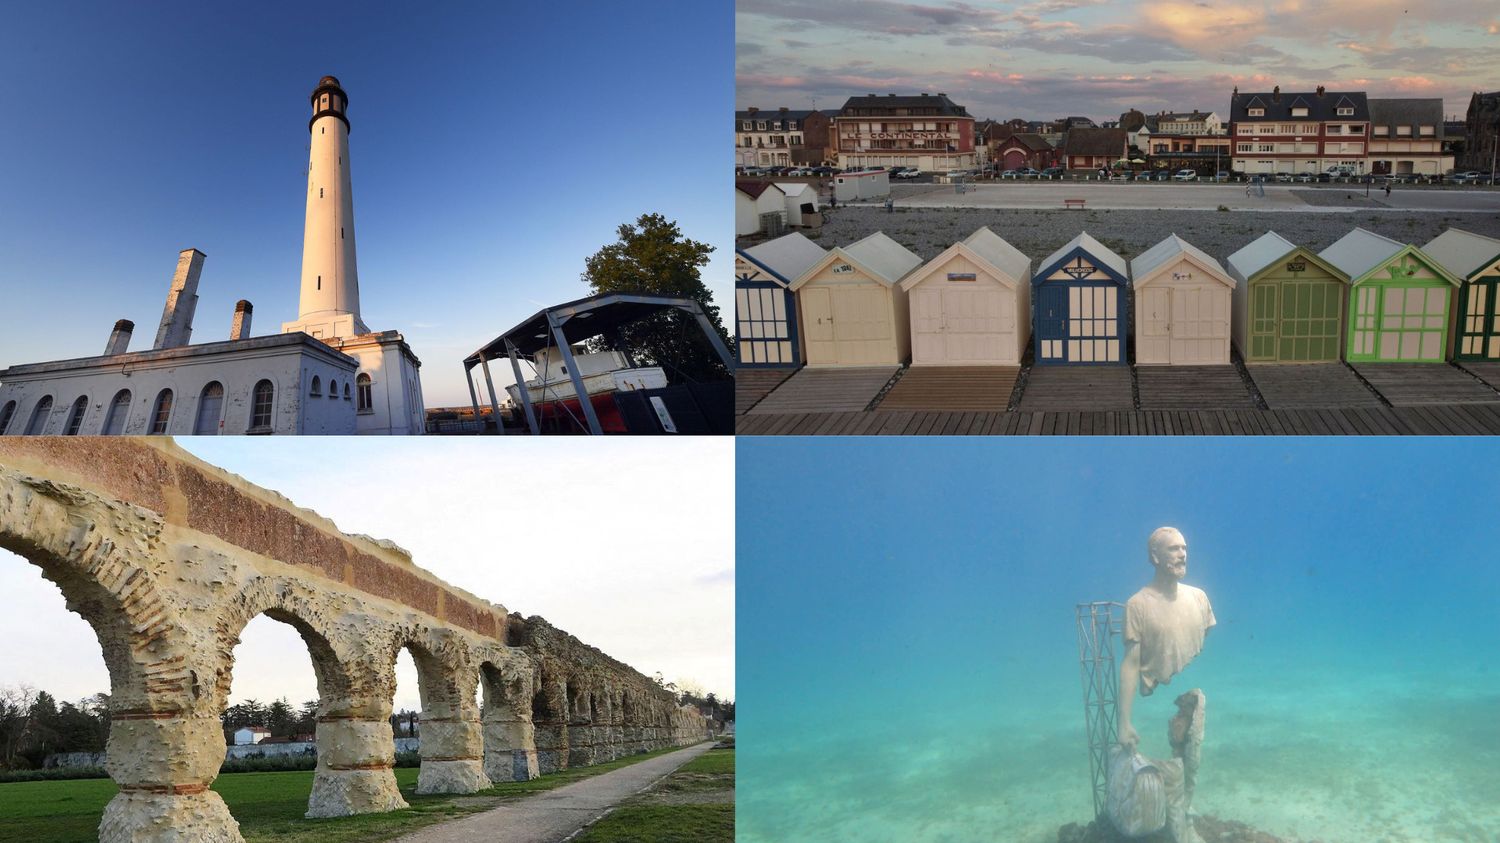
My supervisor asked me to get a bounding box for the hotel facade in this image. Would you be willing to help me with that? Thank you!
[833,93,977,172]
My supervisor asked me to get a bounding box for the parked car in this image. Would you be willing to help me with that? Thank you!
[1296,172,1316,183]
[1273,172,1294,183]
[1133,170,1154,181]
[1040,167,1065,179]
[1326,165,1356,178]
[1017,167,1042,178]
[1212,171,1231,182]
[809,166,837,176]
[999,169,1020,179]
[894,167,922,179]
[1172,169,1197,181]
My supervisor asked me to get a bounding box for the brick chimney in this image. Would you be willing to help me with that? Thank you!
[1273,85,1281,102]
[104,319,134,356]
[747,107,758,115]
[230,300,253,341]
[1316,85,1325,97]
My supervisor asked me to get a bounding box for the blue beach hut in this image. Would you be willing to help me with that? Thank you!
[1031,232,1130,364]
[734,232,826,368]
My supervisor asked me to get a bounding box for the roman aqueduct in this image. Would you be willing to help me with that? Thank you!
[0,439,710,842]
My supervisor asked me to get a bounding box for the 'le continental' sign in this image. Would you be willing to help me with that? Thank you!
[852,131,958,140]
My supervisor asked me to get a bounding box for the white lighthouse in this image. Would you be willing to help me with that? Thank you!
[282,75,425,435]
[284,75,369,339]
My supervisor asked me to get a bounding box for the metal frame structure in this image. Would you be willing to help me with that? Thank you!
[462,292,734,436]
[1075,600,1124,819]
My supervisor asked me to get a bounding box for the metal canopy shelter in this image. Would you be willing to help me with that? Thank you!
[462,292,734,435]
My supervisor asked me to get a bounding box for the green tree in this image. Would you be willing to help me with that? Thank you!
[581,213,731,381]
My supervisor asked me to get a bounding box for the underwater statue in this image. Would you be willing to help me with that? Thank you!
[1108,526,1214,843]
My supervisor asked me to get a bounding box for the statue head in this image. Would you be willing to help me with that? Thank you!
[1148,527,1188,581]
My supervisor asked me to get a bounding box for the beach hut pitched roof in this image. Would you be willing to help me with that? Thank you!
[1037,231,1128,280]
[961,227,1031,282]
[1422,228,1500,279]
[774,182,816,200]
[901,227,1031,291]
[736,180,784,200]
[740,232,827,285]
[1226,231,1297,279]
[1130,234,1233,288]
[1317,228,1405,281]
[840,232,923,285]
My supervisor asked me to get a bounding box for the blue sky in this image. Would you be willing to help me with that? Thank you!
[738,0,1500,122]
[737,439,1500,733]
[0,1,731,407]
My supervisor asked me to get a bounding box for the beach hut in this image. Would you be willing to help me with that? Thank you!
[734,232,826,368]
[1422,228,1500,361]
[735,181,787,237]
[774,182,821,227]
[1130,234,1237,365]
[898,227,1032,365]
[832,170,890,203]
[1319,228,1461,363]
[1226,231,1350,363]
[789,232,922,366]
[1031,232,1130,364]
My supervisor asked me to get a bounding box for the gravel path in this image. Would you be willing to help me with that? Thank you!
[775,205,1500,267]
[391,742,715,843]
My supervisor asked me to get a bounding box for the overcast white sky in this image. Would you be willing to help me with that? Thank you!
[0,438,733,714]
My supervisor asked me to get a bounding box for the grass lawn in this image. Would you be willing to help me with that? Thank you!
[573,746,734,843]
[0,745,690,843]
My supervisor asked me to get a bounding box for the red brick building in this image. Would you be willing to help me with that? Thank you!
[833,93,977,172]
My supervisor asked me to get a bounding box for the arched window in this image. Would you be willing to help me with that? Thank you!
[310,376,322,397]
[194,382,224,435]
[23,396,52,435]
[356,374,372,413]
[149,389,173,435]
[250,380,275,432]
[343,382,350,401]
[328,378,338,399]
[0,400,16,435]
[63,396,89,435]
[102,389,132,435]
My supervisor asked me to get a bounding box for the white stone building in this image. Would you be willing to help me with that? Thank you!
[0,75,424,436]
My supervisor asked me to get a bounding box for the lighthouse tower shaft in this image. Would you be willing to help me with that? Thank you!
[285,76,368,339]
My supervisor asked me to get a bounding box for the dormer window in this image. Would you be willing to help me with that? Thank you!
[1291,107,1308,117]
[1248,108,1264,117]
[1396,126,1411,136]
[1337,107,1353,116]
[742,121,752,130]
[1374,126,1389,136]
[789,120,798,130]
[756,121,766,131]
[1419,125,1434,136]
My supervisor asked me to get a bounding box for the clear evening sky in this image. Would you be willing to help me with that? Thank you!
[737,0,1500,122]
[0,1,731,408]
[0,438,734,714]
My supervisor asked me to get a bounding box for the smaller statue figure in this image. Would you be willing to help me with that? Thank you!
[1109,527,1214,843]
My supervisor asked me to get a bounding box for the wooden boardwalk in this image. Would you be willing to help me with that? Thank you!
[735,403,1500,435]
[746,366,899,415]
[1136,366,1256,409]
[1457,361,1500,392]
[1349,363,1500,406]
[735,369,795,415]
[1245,363,1385,409]
[875,366,1019,412]
[1017,366,1134,411]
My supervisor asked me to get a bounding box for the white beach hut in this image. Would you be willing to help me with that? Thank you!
[789,232,922,366]
[898,227,1032,365]
[735,181,787,237]
[774,182,821,227]
[1130,234,1237,365]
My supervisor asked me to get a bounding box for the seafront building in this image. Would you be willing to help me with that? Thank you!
[832,93,978,172]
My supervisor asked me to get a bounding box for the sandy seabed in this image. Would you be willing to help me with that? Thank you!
[738,671,1500,843]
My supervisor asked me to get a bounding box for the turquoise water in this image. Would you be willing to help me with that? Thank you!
[737,441,1500,843]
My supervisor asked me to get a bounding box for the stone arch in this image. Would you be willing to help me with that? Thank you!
[531,661,570,774]
[213,576,359,715]
[0,470,239,841]
[475,653,538,782]
[381,625,490,795]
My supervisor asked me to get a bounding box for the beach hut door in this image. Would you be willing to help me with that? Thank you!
[1459,278,1499,359]
[1139,287,1172,363]
[1037,285,1069,362]
[1369,285,1448,361]
[1168,286,1224,364]
[802,287,836,363]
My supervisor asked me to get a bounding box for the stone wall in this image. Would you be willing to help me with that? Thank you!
[0,439,709,843]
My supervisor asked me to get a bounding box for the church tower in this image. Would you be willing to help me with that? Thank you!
[284,75,368,339]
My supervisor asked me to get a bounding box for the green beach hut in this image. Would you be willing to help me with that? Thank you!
[1226,231,1350,363]
[1319,228,1461,363]
[1422,228,1500,361]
